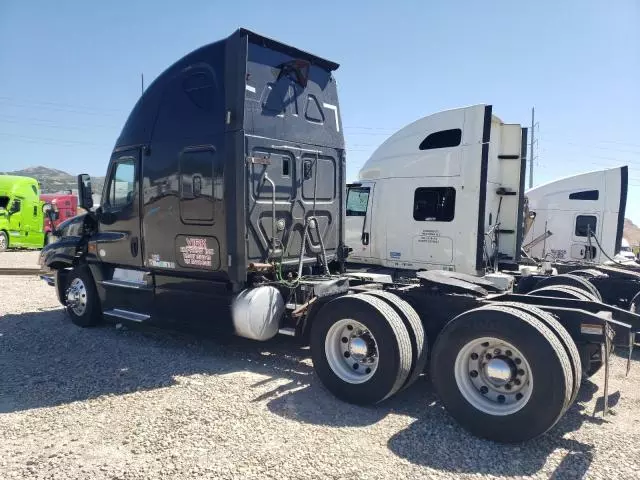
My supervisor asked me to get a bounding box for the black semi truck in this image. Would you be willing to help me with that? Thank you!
[39,28,640,443]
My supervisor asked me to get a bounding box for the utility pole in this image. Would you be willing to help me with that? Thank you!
[141,73,144,96]
[529,107,535,189]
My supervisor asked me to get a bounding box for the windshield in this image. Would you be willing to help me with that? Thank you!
[0,196,9,209]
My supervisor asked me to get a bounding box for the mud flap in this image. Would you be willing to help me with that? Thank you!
[602,322,613,416]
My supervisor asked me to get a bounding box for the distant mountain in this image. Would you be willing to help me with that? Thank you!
[623,218,640,247]
[0,166,105,195]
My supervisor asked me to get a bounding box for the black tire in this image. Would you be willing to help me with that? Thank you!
[528,285,594,301]
[534,274,602,302]
[65,265,102,327]
[489,302,582,408]
[0,231,8,251]
[310,294,412,405]
[629,290,640,313]
[430,305,572,443]
[558,286,599,302]
[568,269,603,279]
[361,290,428,390]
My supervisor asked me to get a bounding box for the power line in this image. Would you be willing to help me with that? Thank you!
[0,115,119,131]
[0,98,124,117]
[537,129,640,149]
[0,132,111,147]
[0,96,124,113]
[539,138,640,155]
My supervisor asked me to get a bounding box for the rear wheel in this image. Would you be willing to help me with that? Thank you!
[361,290,428,390]
[0,231,8,251]
[568,269,603,279]
[534,274,602,301]
[311,294,412,405]
[489,302,582,407]
[65,266,102,327]
[528,285,596,301]
[431,305,572,443]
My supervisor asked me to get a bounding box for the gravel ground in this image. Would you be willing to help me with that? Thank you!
[0,250,41,269]
[1,275,640,479]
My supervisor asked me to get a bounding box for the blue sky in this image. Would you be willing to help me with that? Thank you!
[1,1,639,220]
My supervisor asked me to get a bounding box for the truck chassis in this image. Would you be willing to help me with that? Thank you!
[41,259,640,444]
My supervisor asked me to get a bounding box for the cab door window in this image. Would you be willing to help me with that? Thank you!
[105,159,136,209]
[346,187,370,216]
[10,199,21,214]
[575,215,597,237]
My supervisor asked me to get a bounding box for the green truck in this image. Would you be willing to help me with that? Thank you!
[0,175,47,251]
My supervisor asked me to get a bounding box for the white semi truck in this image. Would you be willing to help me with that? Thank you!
[346,104,525,276]
[523,166,628,263]
[345,106,640,306]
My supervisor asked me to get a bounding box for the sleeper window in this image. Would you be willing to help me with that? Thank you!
[569,190,599,201]
[419,129,462,150]
[413,187,456,222]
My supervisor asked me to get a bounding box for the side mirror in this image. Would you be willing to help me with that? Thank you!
[43,203,59,224]
[78,174,94,210]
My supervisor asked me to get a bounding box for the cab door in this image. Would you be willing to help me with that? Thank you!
[96,149,143,267]
[7,198,24,245]
[345,182,375,262]
[24,199,44,247]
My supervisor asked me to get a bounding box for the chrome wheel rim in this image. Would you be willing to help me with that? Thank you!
[325,319,379,384]
[66,278,88,316]
[0,234,6,249]
[454,336,533,415]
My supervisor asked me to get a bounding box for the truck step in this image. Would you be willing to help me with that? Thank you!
[103,309,150,323]
[278,327,296,336]
[100,279,153,291]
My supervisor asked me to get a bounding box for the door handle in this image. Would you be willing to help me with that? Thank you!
[362,232,370,246]
[130,236,139,257]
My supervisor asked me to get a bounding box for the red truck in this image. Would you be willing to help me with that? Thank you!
[40,192,78,243]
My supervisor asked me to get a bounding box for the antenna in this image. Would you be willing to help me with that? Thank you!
[141,73,144,96]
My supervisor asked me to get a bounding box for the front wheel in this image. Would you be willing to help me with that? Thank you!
[65,266,102,327]
[0,231,8,251]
